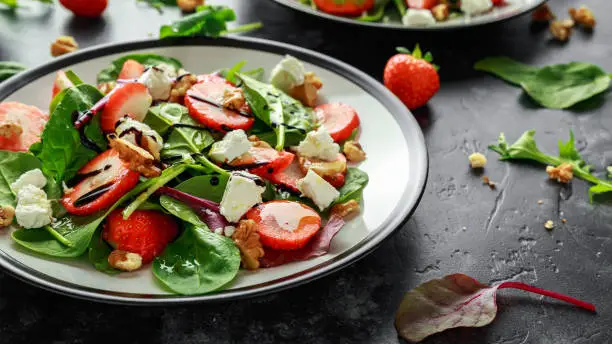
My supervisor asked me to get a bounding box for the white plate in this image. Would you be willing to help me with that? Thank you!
[272,0,546,30]
[0,37,427,304]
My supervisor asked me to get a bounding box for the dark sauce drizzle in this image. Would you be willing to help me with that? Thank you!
[75,111,104,153]
[186,94,253,118]
[67,164,112,187]
[233,170,266,187]
[74,183,115,207]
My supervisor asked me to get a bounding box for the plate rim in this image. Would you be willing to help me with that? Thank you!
[270,0,547,31]
[0,36,428,305]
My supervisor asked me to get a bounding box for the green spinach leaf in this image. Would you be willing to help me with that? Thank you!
[219,61,265,84]
[153,224,241,295]
[159,174,229,226]
[97,54,182,83]
[474,57,540,86]
[0,151,60,208]
[358,0,391,22]
[159,5,237,38]
[0,61,26,82]
[333,168,369,205]
[88,229,120,274]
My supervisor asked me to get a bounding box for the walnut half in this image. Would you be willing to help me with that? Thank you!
[51,36,78,57]
[343,141,366,162]
[169,73,198,104]
[532,4,555,22]
[0,205,15,228]
[222,88,247,111]
[108,250,143,272]
[330,200,360,219]
[569,6,595,29]
[289,72,323,108]
[550,19,575,42]
[177,0,204,13]
[432,4,449,22]
[108,134,161,178]
[232,219,264,270]
[546,163,573,183]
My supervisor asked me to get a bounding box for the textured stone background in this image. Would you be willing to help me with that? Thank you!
[0,0,611,343]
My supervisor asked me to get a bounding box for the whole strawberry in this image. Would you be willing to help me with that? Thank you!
[59,0,108,17]
[383,45,440,110]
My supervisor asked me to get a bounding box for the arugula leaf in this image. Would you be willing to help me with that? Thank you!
[88,229,120,275]
[159,5,236,38]
[474,57,611,109]
[32,84,106,182]
[333,168,369,205]
[97,54,182,83]
[0,151,59,208]
[489,130,612,202]
[159,174,229,227]
[0,61,26,82]
[392,0,407,16]
[153,224,241,295]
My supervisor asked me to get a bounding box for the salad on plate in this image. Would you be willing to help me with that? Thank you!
[0,53,369,295]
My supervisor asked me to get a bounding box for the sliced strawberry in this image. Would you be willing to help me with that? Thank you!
[313,0,375,16]
[185,74,254,132]
[52,70,74,99]
[100,83,152,133]
[229,146,294,176]
[406,0,438,9]
[268,159,305,193]
[0,102,49,152]
[61,149,140,216]
[117,59,145,80]
[316,103,360,143]
[103,209,178,264]
[246,201,321,251]
[323,172,345,188]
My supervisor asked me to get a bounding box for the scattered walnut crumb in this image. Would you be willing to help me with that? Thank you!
[469,152,487,168]
[561,218,567,223]
[177,0,204,13]
[221,88,247,111]
[0,121,23,138]
[546,163,573,183]
[544,220,554,230]
[550,19,575,41]
[432,4,450,21]
[289,72,323,108]
[481,176,496,189]
[569,6,595,29]
[330,200,360,219]
[50,36,78,57]
[532,3,555,22]
[343,140,366,162]
[0,205,15,228]
[108,250,143,272]
[168,73,197,104]
[232,219,264,270]
[108,134,161,178]
[248,135,272,149]
[537,200,544,205]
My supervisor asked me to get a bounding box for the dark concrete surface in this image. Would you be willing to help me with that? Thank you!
[0,0,610,343]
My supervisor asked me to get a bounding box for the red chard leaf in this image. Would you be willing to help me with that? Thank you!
[156,186,228,230]
[395,274,596,343]
[260,214,345,268]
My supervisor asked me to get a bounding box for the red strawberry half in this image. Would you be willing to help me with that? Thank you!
[103,209,179,264]
[52,70,74,99]
[100,83,152,133]
[61,149,140,216]
[117,59,145,80]
[229,146,295,177]
[267,159,305,193]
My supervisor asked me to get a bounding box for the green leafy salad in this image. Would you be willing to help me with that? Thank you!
[0,53,368,295]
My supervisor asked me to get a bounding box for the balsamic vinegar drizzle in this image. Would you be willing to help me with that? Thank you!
[233,170,266,187]
[73,182,114,207]
[187,94,253,118]
[67,164,112,187]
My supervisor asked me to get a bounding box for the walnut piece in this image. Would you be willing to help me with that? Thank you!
[168,73,198,104]
[330,200,360,219]
[222,88,247,111]
[177,0,204,13]
[546,163,573,183]
[108,250,143,272]
[569,6,595,29]
[289,72,323,108]
[0,205,15,228]
[432,4,450,22]
[248,135,272,149]
[0,121,23,138]
[298,154,347,178]
[232,219,264,270]
[51,36,78,57]
[550,19,575,41]
[481,176,496,189]
[468,152,487,168]
[343,140,366,162]
[108,134,161,178]
[532,3,555,22]
[97,81,116,95]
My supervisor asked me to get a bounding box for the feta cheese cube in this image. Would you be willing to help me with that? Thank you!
[138,66,173,101]
[297,127,340,161]
[402,9,436,26]
[297,170,339,211]
[209,129,252,164]
[220,172,265,223]
[10,169,47,194]
[14,185,53,229]
[270,55,306,92]
[461,0,493,15]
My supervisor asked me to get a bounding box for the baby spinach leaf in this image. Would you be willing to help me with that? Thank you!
[33,84,106,183]
[88,229,120,275]
[159,5,236,38]
[474,57,540,86]
[153,224,241,295]
[521,63,611,109]
[219,61,265,84]
[333,168,369,205]
[0,61,26,82]
[0,151,60,207]
[97,54,182,83]
[159,174,229,227]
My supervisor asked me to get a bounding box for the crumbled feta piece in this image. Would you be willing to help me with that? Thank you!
[138,67,173,101]
[402,9,436,27]
[297,127,340,161]
[297,170,339,211]
[209,129,252,164]
[270,55,306,92]
[14,185,52,229]
[460,0,493,15]
[115,116,164,160]
[10,169,47,194]
[220,172,265,223]
[223,225,236,237]
[155,63,178,79]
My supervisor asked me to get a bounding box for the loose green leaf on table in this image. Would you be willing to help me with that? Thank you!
[395,274,595,343]
[153,224,241,295]
[474,56,540,86]
[97,54,182,83]
[489,130,612,202]
[0,61,26,82]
